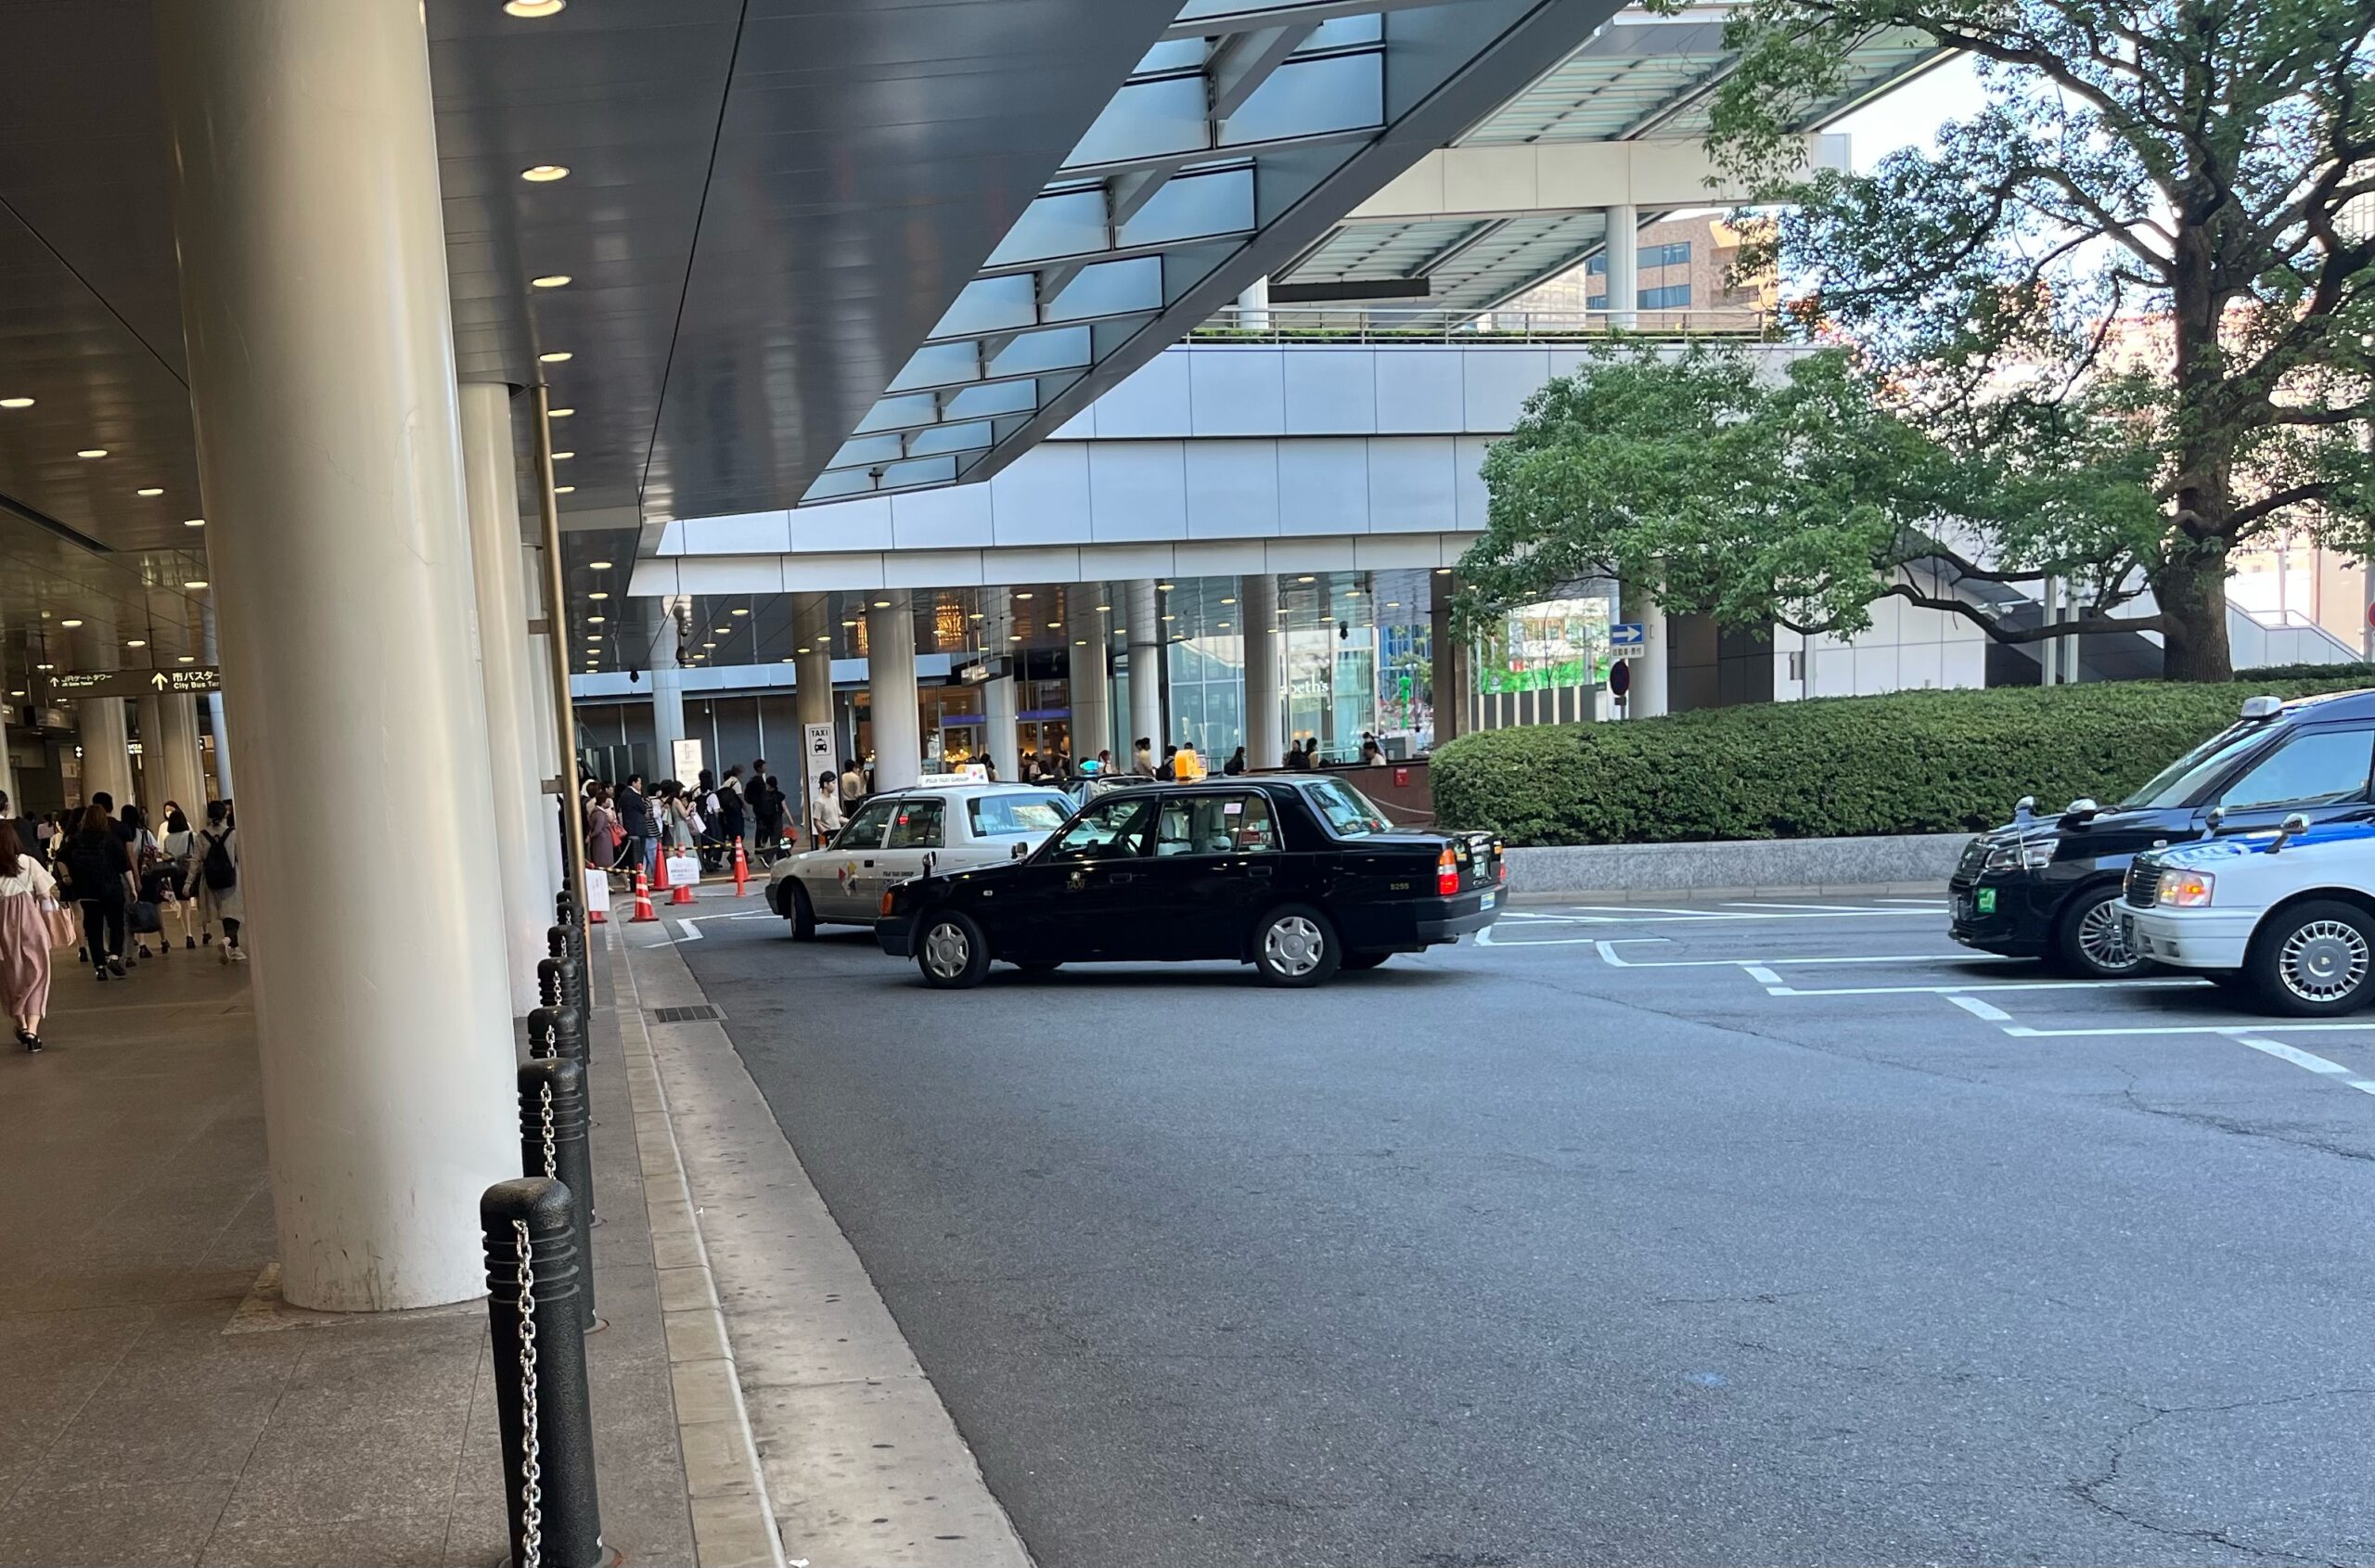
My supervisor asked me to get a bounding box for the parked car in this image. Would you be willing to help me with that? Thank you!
[874,776,1505,988]
[2122,817,2375,1014]
[1949,689,2375,976]
[768,783,1073,938]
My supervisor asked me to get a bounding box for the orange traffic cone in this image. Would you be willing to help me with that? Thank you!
[651,846,672,892]
[670,863,697,906]
[630,868,658,923]
[732,840,750,898]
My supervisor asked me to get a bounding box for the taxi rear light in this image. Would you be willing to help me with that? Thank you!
[1437,846,1458,896]
[1497,858,1508,884]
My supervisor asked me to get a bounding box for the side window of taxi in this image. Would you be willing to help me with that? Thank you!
[885,798,944,850]
[1151,793,1279,855]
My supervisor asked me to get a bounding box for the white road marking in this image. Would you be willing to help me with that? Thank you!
[1766,976,2205,997]
[2229,1035,2375,1093]
[1721,901,1884,912]
[1947,995,2013,1022]
[2004,1021,2375,1038]
[676,919,703,942]
[1483,908,1936,945]
[1592,940,2018,970]
[1742,965,1786,986]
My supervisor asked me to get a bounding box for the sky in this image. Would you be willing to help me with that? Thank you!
[1829,53,1987,171]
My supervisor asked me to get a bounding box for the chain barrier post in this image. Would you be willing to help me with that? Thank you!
[481,1177,604,1568]
[517,1059,597,1330]
[536,959,587,1062]
[547,924,588,1017]
[526,1005,562,1061]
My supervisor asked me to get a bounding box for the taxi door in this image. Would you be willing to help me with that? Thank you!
[1138,791,1281,958]
[863,797,946,907]
[812,797,897,919]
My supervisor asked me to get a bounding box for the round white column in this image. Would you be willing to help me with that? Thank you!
[650,617,688,784]
[135,693,164,808]
[1626,583,1669,719]
[1604,203,1637,331]
[982,589,1020,779]
[1125,580,1163,764]
[71,610,135,811]
[159,0,519,1311]
[157,694,209,820]
[1239,574,1282,768]
[791,594,835,826]
[461,382,546,1017]
[520,541,563,893]
[1063,585,1110,765]
[865,592,922,790]
[207,692,234,799]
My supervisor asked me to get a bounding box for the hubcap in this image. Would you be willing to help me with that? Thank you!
[923,921,970,979]
[1264,915,1324,977]
[2279,919,2369,1002]
[2078,897,2140,972]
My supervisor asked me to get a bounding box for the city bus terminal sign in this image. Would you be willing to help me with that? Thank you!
[42,666,222,700]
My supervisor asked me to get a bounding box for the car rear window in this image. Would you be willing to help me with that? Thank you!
[1304,777,1393,838]
[969,792,1071,836]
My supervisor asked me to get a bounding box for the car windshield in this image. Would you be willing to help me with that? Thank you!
[2117,722,2277,809]
[1304,777,1393,837]
[969,791,1071,837]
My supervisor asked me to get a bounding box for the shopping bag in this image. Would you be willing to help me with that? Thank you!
[129,900,162,935]
[43,900,77,950]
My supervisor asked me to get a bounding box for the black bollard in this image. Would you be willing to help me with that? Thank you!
[481,1177,605,1568]
[525,1005,563,1061]
[518,1059,597,1330]
[547,927,589,1017]
[536,956,584,1035]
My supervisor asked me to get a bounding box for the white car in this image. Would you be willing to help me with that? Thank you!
[767,782,1074,938]
[2122,815,2375,1014]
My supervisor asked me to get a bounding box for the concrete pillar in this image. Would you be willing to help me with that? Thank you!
[1064,585,1110,766]
[1626,582,1669,718]
[791,593,834,819]
[1430,578,1461,747]
[1603,203,1637,331]
[159,0,518,1311]
[208,691,234,799]
[1237,274,1270,331]
[1241,574,1283,768]
[982,588,1020,780]
[1125,579,1163,767]
[865,591,922,790]
[521,542,563,894]
[135,693,162,807]
[158,694,209,821]
[651,611,688,784]
[70,611,135,810]
[460,381,546,1017]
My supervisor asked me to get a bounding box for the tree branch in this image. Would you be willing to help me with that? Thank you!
[2227,482,2335,533]
[1877,582,2168,644]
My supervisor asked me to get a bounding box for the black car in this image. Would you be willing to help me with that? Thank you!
[875,776,1505,987]
[1950,688,2375,975]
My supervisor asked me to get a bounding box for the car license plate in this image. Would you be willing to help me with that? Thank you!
[1479,890,1496,910]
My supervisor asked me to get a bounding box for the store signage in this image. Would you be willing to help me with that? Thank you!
[42,666,222,700]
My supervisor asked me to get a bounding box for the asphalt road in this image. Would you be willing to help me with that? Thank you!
[673,893,2375,1567]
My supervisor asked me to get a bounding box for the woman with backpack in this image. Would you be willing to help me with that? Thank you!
[0,822,60,1050]
[160,806,204,950]
[62,803,134,981]
[190,800,245,963]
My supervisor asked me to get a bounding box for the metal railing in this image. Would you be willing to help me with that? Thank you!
[1190,302,1782,345]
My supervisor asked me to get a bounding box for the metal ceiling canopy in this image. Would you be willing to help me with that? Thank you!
[800,0,1620,509]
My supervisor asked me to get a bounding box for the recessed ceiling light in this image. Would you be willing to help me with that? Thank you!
[1435,567,1452,575]
[871,598,890,608]
[185,518,204,528]
[553,485,575,495]
[1096,604,1111,612]
[1157,582,1175,591]
[538,351,572,364]
[730,607,749,616]
[177,655,195,664]
[1220,597,1236,605]
[587,615,605,624]
[520,164,570,183]
[1387,601,1401,609]
[184,580,209,589]
[796,646,810,655]
[0,397,32,409]
[841,619,857,628]
[587,591,609,600]
[1298,574,1316,583]
[702,641,716,649]
[1218,621,1231,629]
[59,619,82,629]
[1113,627,1126,636]
[551,451,574,460]
[1008,636,1021,643]
[1046,621,1061,628]
[1015,591,1033,600]
[1162,614,1175,621]
[531,275,571,289]
[34,663,52,672]
[1074,639,1086,646]
[125,638,146,649]
[549,407,575,418]
[714,625,731,635]
[504,0,566,15]
[588,559,611,570]
[77,448,107,459]
[136,487,163,496]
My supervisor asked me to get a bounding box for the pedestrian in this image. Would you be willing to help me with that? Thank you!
[161,805,204,949]
[120,804,169,960]
[191,799,245,963]
[751,760,785,859]
[1157,744,1178,781]
[1360,736,1387,766]
[1224,745,1247,776]
[62,802,134,981]
[982,751,999,782]
[812,767,844,847]
[0,823,58,1051]
[1133,737,1154,776]
[585,786,623,872]
[617,772,652,878]
[1286,739,1308,770]
[839,758,866,809]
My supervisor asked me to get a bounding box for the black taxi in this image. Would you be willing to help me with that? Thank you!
[1949,688,2375,975]
[876,775,1505,987]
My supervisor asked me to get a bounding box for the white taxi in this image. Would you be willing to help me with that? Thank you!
[768,780,1074,938]
[2122,815,2375,1015]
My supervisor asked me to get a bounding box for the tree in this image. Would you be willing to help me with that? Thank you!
[1462,342,2170,649]
[1680,0,2375,680]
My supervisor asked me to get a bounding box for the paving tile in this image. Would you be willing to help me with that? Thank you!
[691,1492,785,1568]
[0,1478,233,1568]
[198,1510,449,1567]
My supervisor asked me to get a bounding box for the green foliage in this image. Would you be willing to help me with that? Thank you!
[1431,677,2374,845]
[2236,661,2375,683]
[1697,0,2375,681]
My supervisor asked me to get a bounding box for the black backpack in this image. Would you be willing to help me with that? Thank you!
[65,832,113,896]
[201,830,237,891]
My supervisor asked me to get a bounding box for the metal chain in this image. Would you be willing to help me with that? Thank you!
[513,1218,545,1568]
[533,1016,554,1060]
[538,1084,558,1181]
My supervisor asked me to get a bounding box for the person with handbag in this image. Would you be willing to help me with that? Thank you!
[0,823,61,1051]
[160,806,204,949]
[60,803,134,982]
[191,800,245,963]
[120,804,169,961]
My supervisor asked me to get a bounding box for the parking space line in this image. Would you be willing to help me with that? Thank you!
[1721,901,1888,912]
[1742,965,1785,986]
[2229,1035,2375,1094]
[1765,977,2207,997]
[1591,940,2016,970]
[1948,995,2013,1022]
[2003,1020,2375,1038]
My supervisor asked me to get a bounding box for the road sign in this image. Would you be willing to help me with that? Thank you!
[1608,642,1644,660]
[803,721,835,771]
[1609,622,1645,649]
[43,666,221,701]
[1609,659,1633,698]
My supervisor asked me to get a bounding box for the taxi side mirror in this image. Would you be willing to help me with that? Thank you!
[2200,805,2226,840]
[2270,811,2312,853]
[1012,841,1029,859]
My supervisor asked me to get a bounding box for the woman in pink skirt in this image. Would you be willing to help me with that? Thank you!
[0,822,58,1051]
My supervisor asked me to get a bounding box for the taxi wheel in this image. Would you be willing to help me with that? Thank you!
[916,910,991,989]
[784,881,817,941]
[1342,951,1392,971]
[1252,905,1341,987]
[2053,887,2146,978]
[2245,900,2375,1017]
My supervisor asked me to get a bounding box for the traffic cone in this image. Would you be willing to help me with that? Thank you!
[630,868,658,923]
[651,846,672,892]
[670,867,697,906]
[732,840,750,898]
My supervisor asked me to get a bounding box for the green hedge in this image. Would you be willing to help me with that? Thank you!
[2238,661,2375,682]
[1431,677,2375,845]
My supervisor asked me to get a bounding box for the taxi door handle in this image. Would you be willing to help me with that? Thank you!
[1107,871,1136,884]
[1248,865,1273,879]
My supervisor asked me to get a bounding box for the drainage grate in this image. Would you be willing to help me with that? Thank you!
[650,1004,721,1024]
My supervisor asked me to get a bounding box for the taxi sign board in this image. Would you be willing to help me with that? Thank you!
[918,765,990,787]
[43,666,221,700]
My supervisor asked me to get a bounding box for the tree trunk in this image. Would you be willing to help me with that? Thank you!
[2153,550,2233,682]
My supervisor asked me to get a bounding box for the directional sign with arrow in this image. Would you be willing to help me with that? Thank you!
[42,667,221,701]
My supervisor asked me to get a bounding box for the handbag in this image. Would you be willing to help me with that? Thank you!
[129,899,163,935]
[42,899,76,950]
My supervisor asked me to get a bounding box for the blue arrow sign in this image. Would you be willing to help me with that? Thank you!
[1610,622,1645,648]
